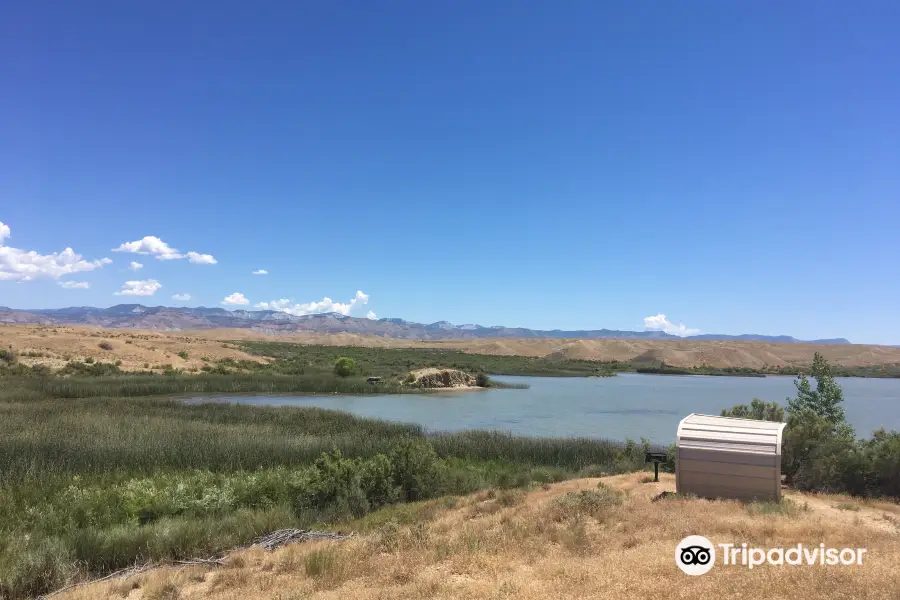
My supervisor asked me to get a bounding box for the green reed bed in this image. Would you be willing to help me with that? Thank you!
[25,373,415,399]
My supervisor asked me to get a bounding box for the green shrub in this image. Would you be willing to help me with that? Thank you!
[58,361,122,377]
[359,453,400,509]
[333,357,357,377]
[721,398,784,421]
[867,429,900,498]
[177,351,189,360]
[295,449,370,521]
[475,372,490,387]
[389,438,445,503]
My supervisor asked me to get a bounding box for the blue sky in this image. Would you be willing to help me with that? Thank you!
[1,1,898,344]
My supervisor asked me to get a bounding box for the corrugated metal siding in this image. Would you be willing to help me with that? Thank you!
[676,413,786,502]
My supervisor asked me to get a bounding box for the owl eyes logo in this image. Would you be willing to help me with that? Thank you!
[680,545,712,565]
[676,536,716,575]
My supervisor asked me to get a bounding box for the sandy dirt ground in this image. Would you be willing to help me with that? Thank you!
[56,473,900,600]
[3,324,900,371]
[0,325,267,372]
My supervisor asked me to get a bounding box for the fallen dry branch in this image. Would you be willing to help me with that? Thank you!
[251,528,355,551]
[38,529,354,599]
[174,557,228,567]
[38,562,153,599]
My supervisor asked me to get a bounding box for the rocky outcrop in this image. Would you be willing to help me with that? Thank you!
[407,368,476,389]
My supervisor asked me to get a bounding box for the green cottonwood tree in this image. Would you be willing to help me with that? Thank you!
[787,352,846,425]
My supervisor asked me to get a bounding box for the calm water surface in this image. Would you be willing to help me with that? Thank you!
[186,374,900,444]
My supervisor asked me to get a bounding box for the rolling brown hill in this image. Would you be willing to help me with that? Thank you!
[2,324,900,372]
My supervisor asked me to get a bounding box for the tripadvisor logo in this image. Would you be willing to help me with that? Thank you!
[675,535,868,575]
[676,535,716,575]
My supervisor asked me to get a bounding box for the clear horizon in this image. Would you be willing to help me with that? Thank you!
[2,2,898,344]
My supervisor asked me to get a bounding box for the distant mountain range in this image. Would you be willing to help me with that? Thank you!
[0,304,853,344]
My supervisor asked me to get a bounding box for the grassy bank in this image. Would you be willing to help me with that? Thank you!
[0,375,652,598]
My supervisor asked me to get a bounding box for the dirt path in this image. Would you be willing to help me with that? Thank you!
[783,491,900,535]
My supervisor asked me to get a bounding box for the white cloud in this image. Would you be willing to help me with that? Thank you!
[254,290,370,317]
[222,292,249,306]
[172,293,191,301]
[643,314,700,337]
[366,310,377,320]
[113,236,216,264]
[59,281,90,289]
[129,261,144,271]
[0,221,112,281]
[113,236,182,260]
[186,251,217,265]
[252,269,268,275]
[254,298,291,310]
[114,279,162,296]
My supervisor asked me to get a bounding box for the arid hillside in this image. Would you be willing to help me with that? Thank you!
[3,324,900,371]
[56,473,900,600]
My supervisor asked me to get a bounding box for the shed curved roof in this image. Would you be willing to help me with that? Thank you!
[676,413,786,456]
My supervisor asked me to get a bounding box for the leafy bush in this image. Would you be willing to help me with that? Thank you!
[291,440,446,521]
[177,351,189,360]
[475,372,490,387]
[359,453,400,509]
[58,361,122,377]
[98,341,114,351]
[295,449,370,521]
[661,442,676,473]
[388,438,445,503]
[721,398,784,421]
[333,357,357,378]
[866,429,900,498]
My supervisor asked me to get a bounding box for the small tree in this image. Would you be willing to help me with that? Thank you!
[787,352,845,425]
[782,353,855,487]
[333,357,357,377]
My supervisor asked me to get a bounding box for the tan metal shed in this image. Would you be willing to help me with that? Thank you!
[676,413,786,502]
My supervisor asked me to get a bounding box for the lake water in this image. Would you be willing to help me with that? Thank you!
[186,374,900,444]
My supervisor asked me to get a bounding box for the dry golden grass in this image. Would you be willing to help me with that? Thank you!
[4,324,900,371]
[57,474,900,600]
[0,325,266,372]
